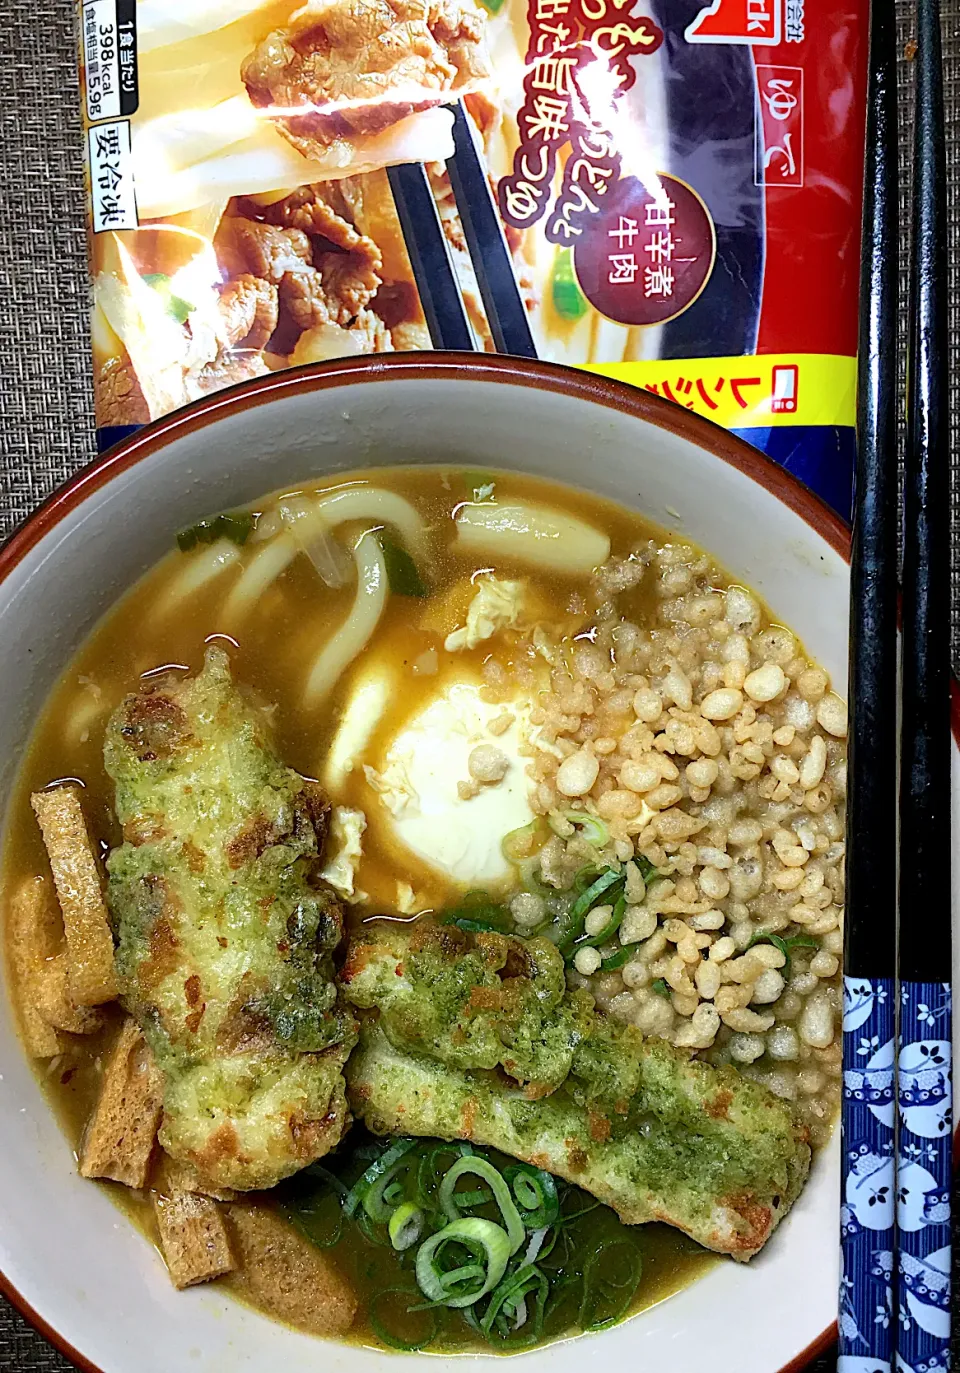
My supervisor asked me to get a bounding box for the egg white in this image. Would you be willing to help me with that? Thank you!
[370,681,537,888]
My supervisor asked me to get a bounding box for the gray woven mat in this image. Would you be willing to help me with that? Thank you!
[1,0,958,1369]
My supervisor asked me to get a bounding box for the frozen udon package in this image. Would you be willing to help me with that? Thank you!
[79,0,866,514]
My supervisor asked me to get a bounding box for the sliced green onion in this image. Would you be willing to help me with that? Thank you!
[415,1141,473,1208]
[569,893,626,960]
[572,864,602,893]
[578,1239,643,1331]
[481,1264,548,1340]
[635,853,658,883]
[344,1137,417,1220]
[524,1225,559,1266]
[505,1164,560,1229]
[446,917,503,933]
[599,946,633,971]
[440,1262,486,1287]
[463,469,497,495]
[383,1179,406,1208]
[502,818,545,864]
[284,1186,344,1250]
[363,1165,412,1224]
[302,1162,349,1195]
[415,1217,511,1308]
[439,1157,525,1253]
[571,867,623,917]
[745,930,818,970]
[455,1188,492,1207]
[353,1140,388,1161]
[357,1209,392,1247]
[442,890,511,934]
[651,977,671,996]
[389,1202,425,1251]
[559,867,624,952]
[541,1271,583,1338]
[379,534,428,597]
[369,1286,439,1351]
[556,1189,601,1227]
[565,812,609,847]
[177,511,253,552]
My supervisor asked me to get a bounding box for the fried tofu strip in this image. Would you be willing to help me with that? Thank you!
[36,955,106,1035]
[343,923,812,1261]
[80,1018,163,1188]
[153,1190,235,1289]
[7,877,63,1057]
[31,787,117,1006]
[151,1152,239,1204]
[7,876,103,1054]
[226,1204,357,1337]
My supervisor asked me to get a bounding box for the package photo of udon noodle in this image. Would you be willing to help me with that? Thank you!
[79,0,866,514]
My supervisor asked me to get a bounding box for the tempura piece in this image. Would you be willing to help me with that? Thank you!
[226,1204,358,1335]
[30,787,118,1006]
[104,646,357,1191]
[80,1018,165,1189]
[153,1190,235,1289]
[342,922,592,1096]
[342,924,811,1260]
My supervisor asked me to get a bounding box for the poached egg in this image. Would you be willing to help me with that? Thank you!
[325,668,541,889]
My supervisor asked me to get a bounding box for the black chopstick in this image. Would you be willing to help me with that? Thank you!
[386,161,477,351]
[895,0,953,1366]
[839,0,899,1359]
[444,102,538,358]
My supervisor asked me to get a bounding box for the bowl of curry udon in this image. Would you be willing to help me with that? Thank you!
[0,355,853,1372]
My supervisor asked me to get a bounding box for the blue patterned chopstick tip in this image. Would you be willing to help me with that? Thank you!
[896,980,952,1373]
[839,974,896,1372]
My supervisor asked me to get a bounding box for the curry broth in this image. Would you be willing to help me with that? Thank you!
[3,467,729,1348]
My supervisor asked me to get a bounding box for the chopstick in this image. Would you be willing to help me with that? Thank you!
[386,161,477,351]
[444,102,538,359]
[387,106,537,357]
[895,0,953,1368]
[839,0,900,1361]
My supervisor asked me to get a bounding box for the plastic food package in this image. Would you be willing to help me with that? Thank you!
[78,0,866,515]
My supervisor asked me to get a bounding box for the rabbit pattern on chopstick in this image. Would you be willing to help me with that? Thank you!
[895,981,952,1373]
[839,975,895,1370]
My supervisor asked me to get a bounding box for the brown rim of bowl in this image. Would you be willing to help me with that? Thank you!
[0,350,952,1373]
[0,351,853,577]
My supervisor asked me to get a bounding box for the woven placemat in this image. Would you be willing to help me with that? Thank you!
[1,1,958,1369]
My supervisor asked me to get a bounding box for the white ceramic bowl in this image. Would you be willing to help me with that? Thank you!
[0,355,956,1373]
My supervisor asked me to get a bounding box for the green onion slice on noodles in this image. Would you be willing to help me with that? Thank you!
[439,1156,525,1253]
[504,1164,560,1229]
[415,1217,512,1308]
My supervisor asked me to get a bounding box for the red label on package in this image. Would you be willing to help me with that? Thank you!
[755,65,804,186]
